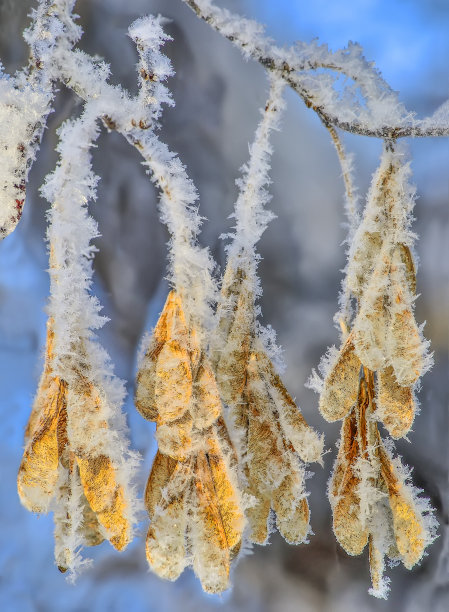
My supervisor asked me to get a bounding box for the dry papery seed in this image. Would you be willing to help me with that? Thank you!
[138,290,245,593]
[330,410,369,555]
[319,334,361,422]
[18,321,133,566]
[376,366,415,439]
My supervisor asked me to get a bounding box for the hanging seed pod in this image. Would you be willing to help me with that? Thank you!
[136,290,245,593]
[257,348,323,464]
[378,445,428,569]
[319,335,361,422]
[388,248,426,387]
[329,410,369,555]
[145,460,191,582]
[18,320,134,568]
[376,366,415,438]
[216,285,253,405]
[18,377,66,513]
[352,250,391,372]
[271,454,309,544]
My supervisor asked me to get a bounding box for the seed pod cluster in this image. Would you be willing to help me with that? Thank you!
[18,320,132,573]
[215,265,323,545]
[136,291,245,594]
[317,145,436,597]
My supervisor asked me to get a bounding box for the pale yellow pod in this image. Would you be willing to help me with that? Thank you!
[135,357,159,422]
[24,320,56,442]
[352,294,387,372]
[272,467,309,544]
[135,291,178,421]
[144,451,178,519]
[146,491,188,582]
[388,247,424,386]
[376,366,415,438]
[206,432,245,550]
[155,340,192,423]
[276,496,309,545]
[397,243,416,296]
[17,377,66,513]
[216,288,253,406]
[192,451,230,593]
[330,412,369,555]
[378,447,426,569]
[76,454,131,551]
[80,492,105,547]
[347,231,383,298]
[319,336,361,422]
[246,486,271,544]
[333,474,369,555]
[156,411,193,461]
[246,406,285,493]
[257,349,322,463]
[192,357,222,430]
[389,309,424,387]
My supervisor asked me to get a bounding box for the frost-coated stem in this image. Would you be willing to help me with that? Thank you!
[182,0,449,139]
[228,74,285,266]
[326,125,359,237]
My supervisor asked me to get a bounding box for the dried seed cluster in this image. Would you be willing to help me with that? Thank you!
[18,320,132,573]
[215,264,323,546]
[136,291,245,594]
[316,144,436,598]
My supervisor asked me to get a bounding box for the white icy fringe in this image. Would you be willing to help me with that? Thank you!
[41,103,140,578]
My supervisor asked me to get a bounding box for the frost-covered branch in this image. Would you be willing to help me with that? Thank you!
[182,0,449,139]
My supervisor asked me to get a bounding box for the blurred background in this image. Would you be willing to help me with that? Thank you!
[0,0,447,610]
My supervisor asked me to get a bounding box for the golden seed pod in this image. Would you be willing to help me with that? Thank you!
[76,454,131,551]
[272,458,309,544]
[216,287,253,406]
[347,231,383,298]
[155,340,192,423]
[378,447,427,569]
[376,366,415,438]
[79,492,105,547]
[389,309,424,387]
[388,246,424,386]
[18,377,67,513]
[146,493,188,582]
[144,451,177,519]
[192,451,231,593]
[330,412,369,555]
[155,412,194,461]
[319,335,361,422]
[352,294,387,372]
[246,485,272,544]
[206,432,245,550]
[256,349,323,463]
[192,357,222,430]
[135,290,192,421]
